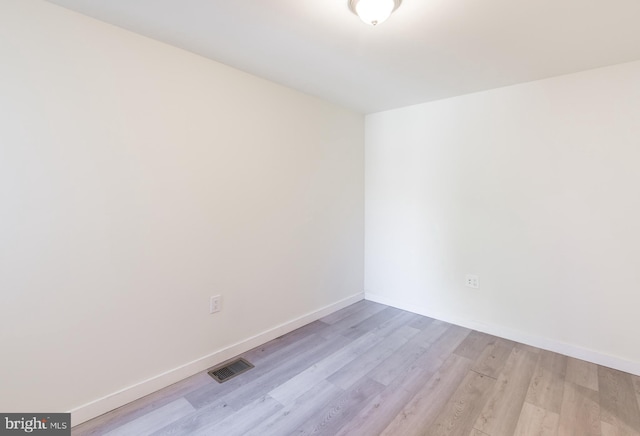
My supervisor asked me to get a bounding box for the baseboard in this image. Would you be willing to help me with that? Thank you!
[70,292,364,426]
[365,292,640,377]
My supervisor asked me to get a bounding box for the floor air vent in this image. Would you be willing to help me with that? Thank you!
[208,358,254,383]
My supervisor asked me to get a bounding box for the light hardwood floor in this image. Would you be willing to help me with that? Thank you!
[72,301,640,435]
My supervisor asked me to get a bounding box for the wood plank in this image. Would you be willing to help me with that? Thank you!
[245,381,342,436]
[190,395,283,436]
[243,323,329,368]
[149,400,234,435]
[244,320,329,358]
[328,326,411,389]
[395,324,472,392]
[318,301,388,339]
[512,402,559,436]
[103,398,195,436]
[319,300,381,325]
[268,333,383,405]
[296,376,385,435]
[183,332,332,408]
[421,323,473,360]
[473,347,539,436]
[557,382,601,436]
[193,334,351,410]
[598,366,640,435]
[601,420,621,436]
[425,369,496,436]
[525,349,567,413]
[454,330,496,361]
[72,372,211,436]
[358,319,453,390]
[514,342,541,354]
[600,419,640,436]
[380,354,475,436]
[367,340,428,387]
[409,319,453,349]
[408,314,435,330]
[471,337,515,379]
[566,356,599,391]
[373,311,423,338]
[340,306,406,339]
[334,380,419,436]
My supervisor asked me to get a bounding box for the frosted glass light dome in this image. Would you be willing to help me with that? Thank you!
[349,0,402,26]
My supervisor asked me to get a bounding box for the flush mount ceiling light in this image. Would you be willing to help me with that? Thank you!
[349,0,402,26]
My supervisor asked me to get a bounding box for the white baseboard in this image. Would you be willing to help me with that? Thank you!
[365,292,640,377]
[70,292,364,426]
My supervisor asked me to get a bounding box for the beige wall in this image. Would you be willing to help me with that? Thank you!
[365,60,640,375]
[0,0,364,419]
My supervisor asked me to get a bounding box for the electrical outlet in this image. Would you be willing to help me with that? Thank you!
[210,295,222,314]
[465,274,479,289]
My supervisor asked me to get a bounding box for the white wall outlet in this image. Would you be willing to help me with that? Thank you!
[465,274,479,289]
[210,295,222,314]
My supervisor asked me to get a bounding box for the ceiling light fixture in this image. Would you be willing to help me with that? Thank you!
[349,0,402,26]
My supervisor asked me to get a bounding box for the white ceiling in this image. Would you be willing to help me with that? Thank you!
[46,0,640,113]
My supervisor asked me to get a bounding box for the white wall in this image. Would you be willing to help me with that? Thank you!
[0,0,364,421]
[365,60,640,374]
